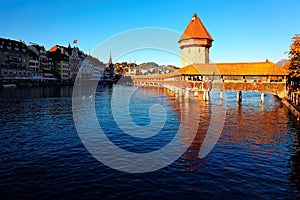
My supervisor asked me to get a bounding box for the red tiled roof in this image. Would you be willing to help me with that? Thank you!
[48,45,58,52]
[132,62,288,80]
[179,13,213,42]
[178,62,289,76]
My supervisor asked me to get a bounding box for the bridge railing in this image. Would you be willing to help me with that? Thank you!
[287,91,300,106]
[132,77,287,98]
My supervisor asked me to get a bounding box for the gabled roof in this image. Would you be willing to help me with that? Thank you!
[28,45,39,56]
[48,45,58,52]
[179,13,213,42]
[178,62,289,76]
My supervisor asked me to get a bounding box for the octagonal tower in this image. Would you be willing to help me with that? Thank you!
[179,13,213,67]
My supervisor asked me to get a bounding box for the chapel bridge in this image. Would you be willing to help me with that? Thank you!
[130,61,288,102]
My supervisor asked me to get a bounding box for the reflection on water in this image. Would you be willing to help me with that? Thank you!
[0,85,299,199]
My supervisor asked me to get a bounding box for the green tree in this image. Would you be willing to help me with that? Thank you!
[289,34,300,81]
[116,66,126,75]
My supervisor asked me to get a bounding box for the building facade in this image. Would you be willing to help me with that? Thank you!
[48,45,71,81]
[48,44,87,81]
[28,45,41,78]
[0,38,30,78]
[69,46,86,80]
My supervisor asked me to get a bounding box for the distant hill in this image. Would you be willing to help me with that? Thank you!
[138,62,160,69]
[276,59,289,66]
[114,61,179,75]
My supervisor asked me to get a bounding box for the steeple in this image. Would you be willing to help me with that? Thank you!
[108,52,112,65]
[105,52,114,79]
[179,13,214,67]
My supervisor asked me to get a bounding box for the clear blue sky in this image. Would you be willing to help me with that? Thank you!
[1,0,299,66]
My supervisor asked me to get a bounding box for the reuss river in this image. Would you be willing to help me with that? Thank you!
[0,85,299,199]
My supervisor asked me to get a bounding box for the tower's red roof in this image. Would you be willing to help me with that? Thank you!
[179,13,213,42]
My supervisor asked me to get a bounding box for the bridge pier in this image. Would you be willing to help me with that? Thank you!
[174,87,180,98]
[184,89,189,100]
[170,86,175,95]
[173,86,177,94]
[220,90,223,100]
[261,101,264,112]
[194,91,199,97]
[203,90,209,101]
[261,92,264,103]
[237,91,242,103]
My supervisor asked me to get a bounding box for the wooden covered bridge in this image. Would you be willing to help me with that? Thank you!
[131,61,288,102]
[129,14,288,102]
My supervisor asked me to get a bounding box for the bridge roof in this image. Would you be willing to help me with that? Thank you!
[131,61,288,80]
[179,61,288,76]
[179,13,213,42]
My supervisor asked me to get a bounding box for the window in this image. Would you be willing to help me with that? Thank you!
[188,49,191,53]
[15,47,19,51]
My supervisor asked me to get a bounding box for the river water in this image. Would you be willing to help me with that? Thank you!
[0,85,299,199]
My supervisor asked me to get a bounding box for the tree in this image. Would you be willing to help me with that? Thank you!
[288,34,300,81]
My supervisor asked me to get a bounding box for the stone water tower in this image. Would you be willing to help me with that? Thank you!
[179,13,213,67]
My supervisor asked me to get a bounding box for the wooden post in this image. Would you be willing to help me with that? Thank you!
[203,90,209,101]
[293,93,296,104]
[174,87,178,94]
[237,91,242,103]
[261,92,264,103]
[184,89,189,100]
[194,91,198,97]
[178,88,182,97]
[220,90,223,100]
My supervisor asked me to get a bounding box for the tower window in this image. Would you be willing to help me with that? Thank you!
[188,49,191,53]
[199,48,201,53]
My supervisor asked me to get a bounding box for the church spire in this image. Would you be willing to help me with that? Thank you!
[108,52,112,65]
